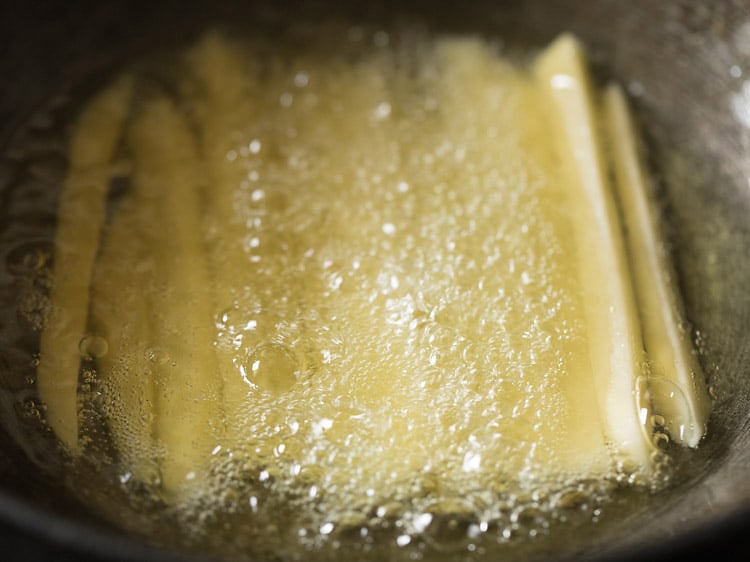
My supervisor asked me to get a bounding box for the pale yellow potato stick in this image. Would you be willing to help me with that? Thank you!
[604,84,711,447]
[183,32,257,420]
[37,74,134,452]
[432,38,611,477]
[89,196,157,481]
[534,35,654,471]
[127,95,221,495]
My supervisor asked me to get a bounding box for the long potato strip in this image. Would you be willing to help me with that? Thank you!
[127,95,221,495]
[90,196,156,481]
[183,33,258,426]
[37,74,134,452]
[436,38,613,477]
[604,85,711,447]
[534,35,654,471]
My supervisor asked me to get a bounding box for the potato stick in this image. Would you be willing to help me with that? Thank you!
[604,84,711,447]
[188,33,278,436]
[90,197,156,481]
[37,74,134,452]
[534,35,654,471]
[432,38,611,477]
[183,33,256,418]
[127,95,221,495]
[292,57,411,450]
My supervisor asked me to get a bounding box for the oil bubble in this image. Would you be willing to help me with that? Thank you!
[145,347,171,365]
[421,498,477,552]
[242,343,300,394]
[5,240,51,276]
[646,376,697,444]
[78,335,109,359]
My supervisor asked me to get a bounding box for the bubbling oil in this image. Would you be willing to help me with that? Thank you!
[1,23,685,562]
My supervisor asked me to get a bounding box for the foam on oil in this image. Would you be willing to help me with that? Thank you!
[0,23,682,562]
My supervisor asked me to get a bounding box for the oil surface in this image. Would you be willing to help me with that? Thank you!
[0,23,681,562]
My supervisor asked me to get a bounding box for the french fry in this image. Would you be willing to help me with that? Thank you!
[430,37,613,477]
[182,32,257,423]
[37,74,134,452]
[127,95,222,495]
[89,195,157,481]
[534,35,655,472]
[604,84,711,447]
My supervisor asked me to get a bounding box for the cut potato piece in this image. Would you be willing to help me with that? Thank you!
[37,74,133,452]
[604,84,711,447]
[126,95,222,495]
[534,35,654,471]
[90,196,157,481]
[431,37,613,478]
[182,32,260,423]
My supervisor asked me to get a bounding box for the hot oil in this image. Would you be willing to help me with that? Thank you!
[0,22,682,562]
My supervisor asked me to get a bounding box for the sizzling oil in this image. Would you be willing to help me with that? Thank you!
[0,24,682,562]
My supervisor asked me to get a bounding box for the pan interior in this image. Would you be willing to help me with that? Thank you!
[1,1,749,561]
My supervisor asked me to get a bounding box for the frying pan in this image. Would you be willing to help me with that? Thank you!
[1,0,750,560]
